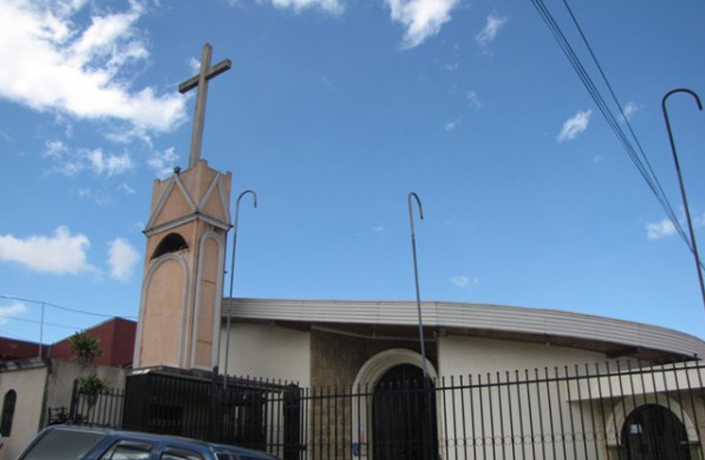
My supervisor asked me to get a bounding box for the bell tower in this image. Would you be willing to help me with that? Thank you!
[133,43,232,370]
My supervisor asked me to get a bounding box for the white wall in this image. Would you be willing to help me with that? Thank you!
[44,360,127,419]
[219,322,311,386]
[0,359,128,460]
[436,335,613,460]
[0,364,48,460]
[438,335,607,377]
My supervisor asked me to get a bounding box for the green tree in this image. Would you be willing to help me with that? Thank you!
[68,332,103,368]
[68,332,108,406]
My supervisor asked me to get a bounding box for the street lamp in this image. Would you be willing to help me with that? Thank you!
[407,192,429,379]
[223,190,258,386]
[662,89,705,314]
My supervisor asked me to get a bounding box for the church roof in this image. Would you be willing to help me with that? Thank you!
[223,298,705,362]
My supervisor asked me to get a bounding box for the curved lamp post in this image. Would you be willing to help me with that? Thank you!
[662,89,705,313]
[223,190,258,386]
[408,192,429,380]
[408,192,436,460]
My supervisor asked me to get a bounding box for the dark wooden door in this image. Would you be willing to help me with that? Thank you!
[623,404,691,460]
[372,364,437,460]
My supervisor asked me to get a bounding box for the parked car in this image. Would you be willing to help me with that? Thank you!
[14,425,279,460]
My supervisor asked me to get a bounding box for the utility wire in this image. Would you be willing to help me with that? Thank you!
[531,0,700,266]
[559,0,694,251]
[0,313,78,331]
[0,295,137,320]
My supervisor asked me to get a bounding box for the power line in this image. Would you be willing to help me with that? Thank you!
[0,313,78,331]
[531,0,700,265]
[558,0,693,250]
[0,295,138,320]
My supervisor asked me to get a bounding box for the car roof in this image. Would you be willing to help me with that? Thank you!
[42,425,275,458]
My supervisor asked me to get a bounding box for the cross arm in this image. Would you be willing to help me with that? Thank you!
[178,59,233,94]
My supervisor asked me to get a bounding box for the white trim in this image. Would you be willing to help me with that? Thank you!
[134,253,190,369]
[350,349,439,460]
[145,213,230,237]
[173,173,198,212]
[605,395,698,446]
[218,175,232,224]
[197,213,230,231]
[225,298,705,359]
[198,174,220,211]
[144,176,176,231]
[190,231,225,371]
[352,349,438,388]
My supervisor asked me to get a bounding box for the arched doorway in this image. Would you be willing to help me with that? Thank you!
[372,364,437,460]
[622,404,691,460]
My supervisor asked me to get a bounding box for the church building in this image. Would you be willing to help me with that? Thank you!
[128,43,705,460]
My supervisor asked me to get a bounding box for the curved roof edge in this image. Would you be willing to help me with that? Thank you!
[224,298,705,360]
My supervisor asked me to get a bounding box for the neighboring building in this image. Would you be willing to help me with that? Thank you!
[50,317,136,368]
[0,317,136,367]
[0,358,128,460]
[0,318,136,460]
[0,337,47,361]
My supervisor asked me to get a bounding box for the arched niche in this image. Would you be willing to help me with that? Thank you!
[151,232,188,260]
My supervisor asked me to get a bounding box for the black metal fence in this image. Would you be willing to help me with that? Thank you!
[75,361,705,460]
[237,361,705,460]
[49,379,126,427]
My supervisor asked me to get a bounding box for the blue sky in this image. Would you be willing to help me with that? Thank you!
[1,0,704,344]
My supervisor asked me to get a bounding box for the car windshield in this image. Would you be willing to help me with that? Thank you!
[18,429,105,460]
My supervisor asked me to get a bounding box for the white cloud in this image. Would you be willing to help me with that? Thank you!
[0,226,94,275]
[118,183,136,195]
[450,275,479,288]
[647,212,705,240]
[696,212,705,228]
[556,109,592,143]
[465,91,482,110]
[44,141,133,177]
[76,187,112,205]
[188,56,201,74]
[0,0,186,131]
[148,147,179,178]
[107,237,139,281]
[0,301,28,325]
[646,218,677,240]
[622,101,640,121]
[86,149,133,176]
[105,125,154,147]
[445,62,459,72]
[444,118,461,131]
[475,13,507,47]
[386,0,461,49]
[372,226,385,233]
[262,0,344,14]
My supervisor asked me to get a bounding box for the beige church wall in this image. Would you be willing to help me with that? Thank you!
[219,323,311,386]
[436,335,610,460]
[192,235,222,370]
[0,364,47,460]
[150,185,194,229]
[438,335,606,377]
[139,256,187,368]
[180,161,217,205]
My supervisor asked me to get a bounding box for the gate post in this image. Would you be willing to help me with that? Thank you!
[283,384,302,460]
[211,366,224,443]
